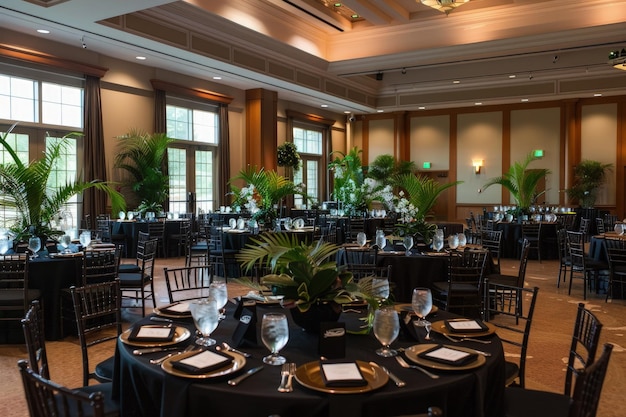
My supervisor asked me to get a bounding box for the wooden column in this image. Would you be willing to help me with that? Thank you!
[245,88,277,169]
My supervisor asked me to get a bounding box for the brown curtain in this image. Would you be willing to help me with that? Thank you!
[83,75,107,219]
[219,104,230,205]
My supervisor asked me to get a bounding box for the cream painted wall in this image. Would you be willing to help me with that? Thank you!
[510,107,561,204]
[368,119,395,164]
[410,115,450,172]
[457,112,503,204]
[581,103,618,206]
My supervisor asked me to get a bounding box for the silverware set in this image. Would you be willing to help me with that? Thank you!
[277,363,296,392]
[216,342,252,358]
[149,344,196,365]
[442,333,492,345]
[395,355,440,379]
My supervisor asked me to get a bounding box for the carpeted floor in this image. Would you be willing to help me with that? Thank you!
[1,256,624,417]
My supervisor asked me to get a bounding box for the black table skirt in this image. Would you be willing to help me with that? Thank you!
[115,306,505,417]
[494,222,559,259]
[377,254,448,303]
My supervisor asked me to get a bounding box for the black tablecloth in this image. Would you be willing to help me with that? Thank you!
[111,220,185,257]
[494,222,559,259]
[377,253,448,303]
[115,306,505,417]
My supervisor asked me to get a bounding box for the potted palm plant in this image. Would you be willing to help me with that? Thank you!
[482,152,550,218]
[566,160,613,208]
[236,233,356,332]
[0,123,125,242]
[114,129,173,216]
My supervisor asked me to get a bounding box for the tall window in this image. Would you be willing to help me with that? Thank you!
[292,126,322,208]
[0,64,84,232]
[165,97,218,214]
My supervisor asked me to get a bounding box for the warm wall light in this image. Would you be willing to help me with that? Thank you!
[472,160,483,174]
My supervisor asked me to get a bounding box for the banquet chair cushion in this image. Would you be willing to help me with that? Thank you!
[433,282,477,293]
[118,272,149,286]
[0,288,41,304]
[117,264,141,273]
[77,382,120,417]
[504,386,572,417]
[94,356,115,382]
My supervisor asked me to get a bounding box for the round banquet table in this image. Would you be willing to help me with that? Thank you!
[114,305,505,417]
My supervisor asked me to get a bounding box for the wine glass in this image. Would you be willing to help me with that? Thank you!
[373,306,399,357]
[375,231,387,251]
[79,230,91,249]
[371,278,390,305]
[28,237,41,259]
[118,211,126,221]
[127,211,134,221]
[457,233,467,249]
[189,298,220,346]
[432,235,444,252]
[261,313,289,365]
[356,232,367,247]
[447,234,459,250]
[59,234,72,253]
[209,281,228,319]
[412,288,433,341]
[402,235,414,256]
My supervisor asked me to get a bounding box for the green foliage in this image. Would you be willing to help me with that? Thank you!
[328,147,366,214]
[566,160,613,208]
[236,233,354,312]
[0,123,125,240]
[114,129,173,211]
[277,142,301,170]
[368,154,416,184]
[482,153,550,211]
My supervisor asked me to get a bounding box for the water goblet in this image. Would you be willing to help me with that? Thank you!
[373,307,399,357]
[432,235,444,252]
[375,231,387,251]
[59,234,72,253]
[127,211,134,221]
[261,313,289,365]
[412,288,433,341]
[447,234,459,250]
[356,232,367,247]
[209,281,228,319]
[189,298,220,346]
[402,235,414,256]
[457,233,467,249]
[0,238,10,255]
[371,278,390,305]
[118,211,126,221]
[28,237,41,259]
[79,230,91,249]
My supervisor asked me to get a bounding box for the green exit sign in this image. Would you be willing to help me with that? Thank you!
[533,149,544,158]
[423,162,431,169]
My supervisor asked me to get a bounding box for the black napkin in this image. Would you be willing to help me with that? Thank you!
[171,350,233,375]
[128,325,175,342]
[417,344,478,366]
[159,302,191,316]
[444,319,489,333]
[320,361,368,387]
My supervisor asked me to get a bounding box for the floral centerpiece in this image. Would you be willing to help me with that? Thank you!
[230,167,305,227]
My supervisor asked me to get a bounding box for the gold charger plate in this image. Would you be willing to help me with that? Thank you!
[405,344,486,371]
[430,319,496,338]
[154,303,192,319]
[119,326,191,347]
[294,360,388,394]
[161,351,246,379]
[394,304,438,316]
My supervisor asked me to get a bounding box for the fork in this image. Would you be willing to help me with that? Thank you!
[277,362,291,392]
[284,363,296,392]
[442,333,492,344]
[149,344,195,365]
[395,355,440,379]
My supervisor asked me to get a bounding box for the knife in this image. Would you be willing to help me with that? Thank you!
[132,347,179,355]
[373,363,406,388]
[467,348,492,357]
[227,366,264,386]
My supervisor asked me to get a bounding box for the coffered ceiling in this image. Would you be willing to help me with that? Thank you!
[2,0,626,114]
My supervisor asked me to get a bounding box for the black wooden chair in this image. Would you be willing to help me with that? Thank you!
[606,242,626,301]
[118,239,158,316]
[164,265,213,303]
[0,254,39,336]
[566,231,608,300]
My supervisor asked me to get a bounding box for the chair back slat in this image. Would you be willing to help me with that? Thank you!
[565,302,603,397]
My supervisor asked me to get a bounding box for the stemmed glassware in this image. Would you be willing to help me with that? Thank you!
[118,211,126,221]
[412,288,433,341]
[457,232,467,249]
[127,212,134,221]
[28,237,41,259]
[373,306,399,357]
[0,238,10,255]
[189,298,220,346]
[356,232,367,248]
[209,281,228,320]
[79,231,91,249]
[402,235,414,256]
[432,235,444,252]
[375,230,387,251]
[371,278,390,305]
[447,234,459,251]
[59,234,72,253]
[261,313,289,365]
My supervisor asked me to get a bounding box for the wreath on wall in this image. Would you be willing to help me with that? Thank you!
[277,142,301,170]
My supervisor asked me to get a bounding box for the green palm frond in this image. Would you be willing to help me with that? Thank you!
[393,173,459,218]
[482,153,550,209]
[0,126,125,239]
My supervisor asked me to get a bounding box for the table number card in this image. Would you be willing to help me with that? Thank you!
[418,345,478,366]
[445,319,488,333]
[129,325,175,342]
[320,362,367,387]
[318,322,346,359]
[171,350,232,374]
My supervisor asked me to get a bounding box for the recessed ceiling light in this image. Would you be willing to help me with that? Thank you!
[135,56,146,60]
[593,93,602,97]
[37,29,50,34]
[334,3,342,7]
[521,98,529,102]
[475,102,483,106]
[213,76,222,80]
[321,104,328,108]
[377,110,384,113]
[509,75,516,79]
[452,80,461,84]
[351,14,359,18]
[418,106,426,110]
[344,110,351,114]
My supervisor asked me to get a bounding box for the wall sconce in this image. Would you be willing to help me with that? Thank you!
[472,160,483,174]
